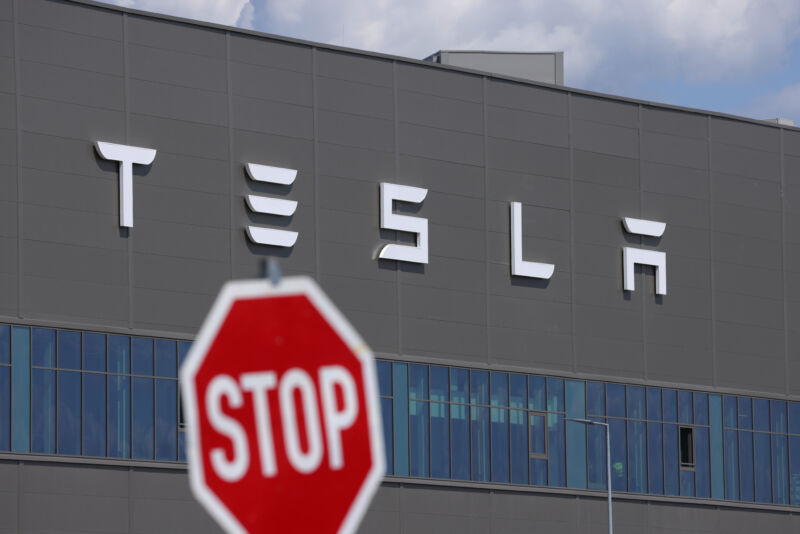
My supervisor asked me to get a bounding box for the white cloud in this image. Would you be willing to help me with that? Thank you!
[743,82,800,123]
[101,0,252,27]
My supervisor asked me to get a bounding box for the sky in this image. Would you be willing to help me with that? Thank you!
[100,0,800,123]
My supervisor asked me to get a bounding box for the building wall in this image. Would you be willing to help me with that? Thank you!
[1,0,800,531]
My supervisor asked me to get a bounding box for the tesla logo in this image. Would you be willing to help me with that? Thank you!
[244,163,298,247]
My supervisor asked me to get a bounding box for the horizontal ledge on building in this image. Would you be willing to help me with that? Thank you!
[0,452,188,471]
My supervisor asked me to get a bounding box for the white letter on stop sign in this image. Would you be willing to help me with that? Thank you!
[206,375,250,483]
[319,366,358,470]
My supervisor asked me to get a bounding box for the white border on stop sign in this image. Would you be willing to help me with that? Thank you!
[180,276,386,534]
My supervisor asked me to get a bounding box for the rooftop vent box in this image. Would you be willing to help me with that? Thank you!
[425,50,564,85]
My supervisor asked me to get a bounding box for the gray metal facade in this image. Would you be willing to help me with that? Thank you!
[1,0,799,531]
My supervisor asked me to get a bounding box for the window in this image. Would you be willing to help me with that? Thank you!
[680,426,695,468]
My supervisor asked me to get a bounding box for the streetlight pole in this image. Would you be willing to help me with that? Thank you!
[567,418,612,534]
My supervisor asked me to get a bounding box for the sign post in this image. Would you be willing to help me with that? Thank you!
[181,277,384,533]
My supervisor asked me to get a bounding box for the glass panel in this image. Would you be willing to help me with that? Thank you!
[709,395,724,499]
[587,382,605,417]
[626,385,645,420]
[693,393,708,426]
[664,424,679,496]
[648,422,663,494]
[108,375,130,458]
[695,427,710,498]
[132,338,153,376]
[609,418,627,491]
[491,372,509,482]
[409,399,429,477]
[155,379,177,461]
[32,328,55,367]
[155,339,177,378]
[0,325,9,364]
[607,384,625,418]
[471,370,488,405]
[771,400,787,433]
[450,367,469,480]
[530,458,547,486]
[392,362,409,476]
[11,326,30,453]
[680,469,695,497]
[790,402,800,435]
[588,420,607,490]
[754,432,772,503]
[528,376,545,411]
[132,377,154,460]
[178,341,191,371]
[724,429,739,500]
[57,370,81,455]
[724,395,738,428]
[408,364,428,400]
[530,413,547,486]
[108,335,130,374]
[377,361,392,397]
[627,420,646,493]
[83,373,106,457]
[178,432,187,463]
[790,436,800,505]
[548,412,565,487]
[509,408,526,484]
[772,435,789,505]
[509,374,526,410]
[381,397,393,475]
[739,431,755,501]
[678,391,693,424]
[491,372,508,407]
[471,405,490,482]
[31,368,56,453]
[662,389,677,423]
[753,399,770,432]
[0,366,9,451]
[566,380,586,489]
[83,332,106,372]
[647,387,662,421]
[430,401,449,479]
[57,330,80,369]
[430,366,448,402]
[738,397,752,430]
[547,377,564,413]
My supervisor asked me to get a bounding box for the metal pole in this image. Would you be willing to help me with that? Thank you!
[605,422,613,534]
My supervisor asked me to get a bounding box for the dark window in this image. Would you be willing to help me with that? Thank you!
[680,426,694,468]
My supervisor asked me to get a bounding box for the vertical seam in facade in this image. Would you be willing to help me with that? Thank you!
[781,128,789,396]
[225,32,234,281]
[123,12,133,329]
[483,77,490,364]
[707,116,717,387]
[639,104,648,380]
[393,61,402,357]
[12,0,21,319]
[567,93,576,373]
[312,48,320,280]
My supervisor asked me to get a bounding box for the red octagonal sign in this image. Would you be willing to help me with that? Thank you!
[181,277,385,534]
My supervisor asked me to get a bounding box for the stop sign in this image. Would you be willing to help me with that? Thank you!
[180,277,385,534]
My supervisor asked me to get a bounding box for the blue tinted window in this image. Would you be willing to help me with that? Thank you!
[530,412,547,485]
[392,363,409,476]
[409,364,428,400]
[381,397,393,475]
[771,401,787,433]
[547,377,564,413]
[0,366,8,451]
[548,413,565,487]
[680,469,695,497]
[739,431,755,501]
[790,436,800,505]
[490,372,509,483]
[627,386,645,420]
[57,371,81,455]
[490,372,508,407]
[724,429,739,500]
[31,369,55,453]
[132,377,154,459]
[430,366,448,402]
[647,388,662,421]
[32,328,55,367]
[607,384,625,418]
[723,396,737,428]
[662,389,677,423]
[678,391,692,424]
[693,393,708,426]
[588,421,607,490]
[155,339,176,378]
[11,327,30,453]
[663,424,679,496]
[530,458,547,487]
[450,367,469,480]
[83,333,106,372]
[753,399,770,432]
[586,382,605,416]
[754,432,772,503]
[108,336,130,374]
[695,427,710,498]
[155,379,177,461]
[471,370,488,405]
[648,422,663,494]
[566,380,586,489]
[178,432,187,463]
[0,325,9,364]
[83,372,106,457]
[430,400,449,479]
[108,375,130,458]
[790,402,800,435]
[409,399,429,477]
[132,338,153,376]
[57,330,81,370]
[471,405,489,482]
[609,418,627,491]
[738,397,752,430]
[178,341,191,371]
[509,374,525,410]
[709,395,724,500]
[377,361,392,397]
[772,435,789,505]
[628,420,646,493]
[528,376,545,411]
[509,408,527,484]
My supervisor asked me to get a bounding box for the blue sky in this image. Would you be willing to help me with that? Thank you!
[102,0,800,123]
